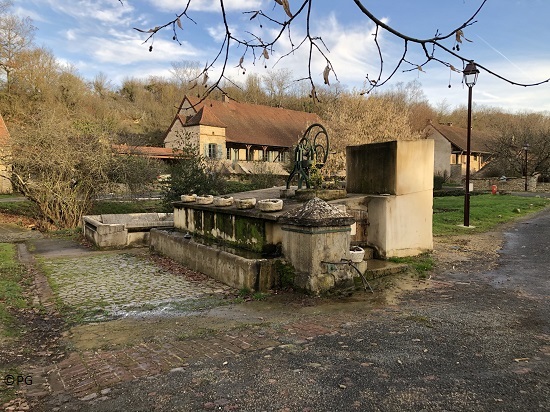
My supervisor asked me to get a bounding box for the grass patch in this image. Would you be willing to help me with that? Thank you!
[0,193,24,199]
[388,253,434,279]
[90,199,164,215]
[233,289,271,302]
[0,199,37,218]
[46,227,82,240]
[433,194,550,236]
[0,244,28,338]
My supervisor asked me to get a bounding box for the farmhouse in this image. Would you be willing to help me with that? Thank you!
[164,95,322,165]
[425,121,493,180]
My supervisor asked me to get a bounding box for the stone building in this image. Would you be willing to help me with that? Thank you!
[0,113,13,193]
[425,121,493,181]
[164,95,322,165]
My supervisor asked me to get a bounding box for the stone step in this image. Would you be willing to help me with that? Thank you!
[352,258,409,281]
[365,259,408,279]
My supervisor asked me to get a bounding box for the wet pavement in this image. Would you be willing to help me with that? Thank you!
[22,237,235,319]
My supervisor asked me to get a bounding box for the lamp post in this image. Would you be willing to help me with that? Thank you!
[463,61,479,227]
[523,143,530,191]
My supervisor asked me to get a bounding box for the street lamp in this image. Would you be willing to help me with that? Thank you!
[523,143,530,191]
[463,61,479,227]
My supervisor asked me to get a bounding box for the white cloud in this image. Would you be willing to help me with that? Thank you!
[146,0,263,13]
[21,0,136,26]
[207,23,228,43]
[13,5,48,23]
[218,12,386,91]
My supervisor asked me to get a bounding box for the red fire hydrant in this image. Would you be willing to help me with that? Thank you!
[491,184,497,195]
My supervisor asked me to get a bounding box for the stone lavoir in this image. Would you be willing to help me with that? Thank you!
[151,197,360,295]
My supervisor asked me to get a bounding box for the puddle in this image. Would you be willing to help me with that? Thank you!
[68,316,249,351]
[66,273,432,351]
[380,274,432,305]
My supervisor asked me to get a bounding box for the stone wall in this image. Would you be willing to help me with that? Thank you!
[150,229,277,291]
[472,176,550,193]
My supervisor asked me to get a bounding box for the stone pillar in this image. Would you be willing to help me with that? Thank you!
[279,198,356,295]
[345,140,434,258]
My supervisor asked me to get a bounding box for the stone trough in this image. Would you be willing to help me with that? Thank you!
[82,213,173,248]
[150,195,362,295]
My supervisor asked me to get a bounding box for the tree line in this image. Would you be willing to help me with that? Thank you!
[0,1,548,228]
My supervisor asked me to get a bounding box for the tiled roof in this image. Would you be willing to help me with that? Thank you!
[0,113,10,146]
[112,144,184,159]
[180,96,322,148]
[184,107,226,128]
[428,123,493,153]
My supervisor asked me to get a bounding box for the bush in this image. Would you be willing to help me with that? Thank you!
[161,138,227,210]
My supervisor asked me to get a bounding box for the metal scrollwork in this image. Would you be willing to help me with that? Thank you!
[286,123,330,189]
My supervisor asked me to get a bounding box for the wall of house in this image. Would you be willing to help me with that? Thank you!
[427,129,488,178]
[225,146,288,163]
[0,163,13,194]
[430,132,452,177]
[452,153,485,174]
[199,125,226,159]
[165,123,200,148]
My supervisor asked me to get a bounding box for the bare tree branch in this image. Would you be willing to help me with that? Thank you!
[130,0,550,100]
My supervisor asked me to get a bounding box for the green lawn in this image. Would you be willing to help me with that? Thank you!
[0,243,27,338]
[433,194,550,236]
[90,199,164,215]
[0,199,37,217]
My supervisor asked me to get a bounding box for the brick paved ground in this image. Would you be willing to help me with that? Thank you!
[23,316,349,401]
[2,230,404,411]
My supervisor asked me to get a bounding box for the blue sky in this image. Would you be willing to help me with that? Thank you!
[11,0,550,113]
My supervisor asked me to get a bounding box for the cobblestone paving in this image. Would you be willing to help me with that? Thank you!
[42,253,233,319]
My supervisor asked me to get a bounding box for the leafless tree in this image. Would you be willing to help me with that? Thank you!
[0,7,36,94]
[128,0,550,102]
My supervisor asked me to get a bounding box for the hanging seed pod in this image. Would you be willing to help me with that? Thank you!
[323,64,331,85]
[281,0,292,18]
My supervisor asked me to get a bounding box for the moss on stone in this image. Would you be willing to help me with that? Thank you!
[234,216,265,252]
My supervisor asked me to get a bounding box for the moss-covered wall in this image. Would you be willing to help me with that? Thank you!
[174,205,272,253]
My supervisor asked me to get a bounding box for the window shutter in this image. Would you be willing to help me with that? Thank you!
[217,144,223,159]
